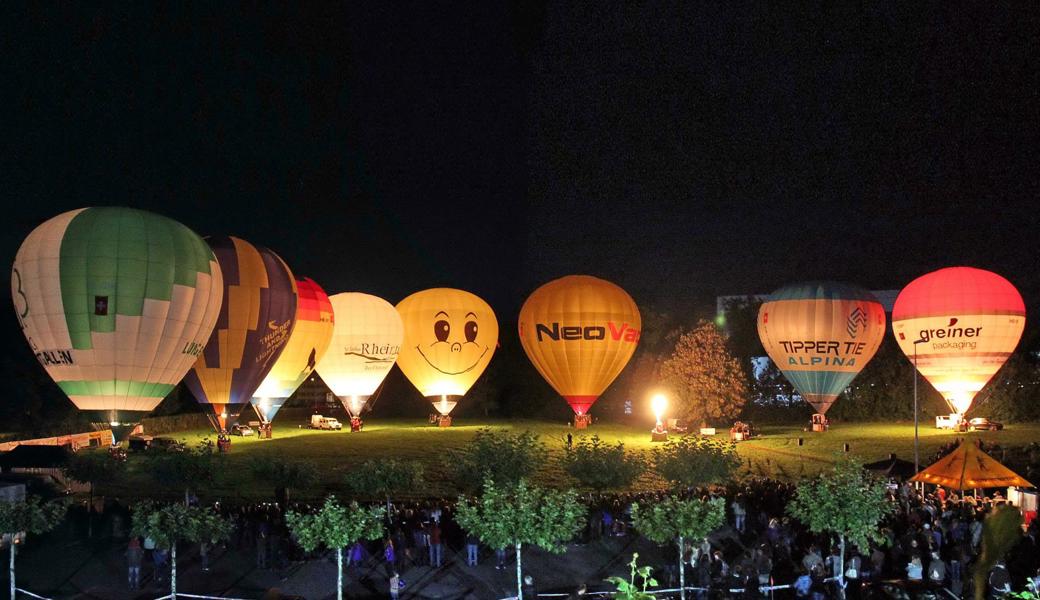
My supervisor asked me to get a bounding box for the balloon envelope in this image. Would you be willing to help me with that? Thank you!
[250,277,334,422]
[757,282,885,415]
[183,236,297,432]
[11,207,223,440]
[892,266,1025,415]
[518,275,641,416]
[315,292,402,417]
[396,288,498,416]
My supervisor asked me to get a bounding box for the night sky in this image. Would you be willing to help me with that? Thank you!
[3,3,1039,323]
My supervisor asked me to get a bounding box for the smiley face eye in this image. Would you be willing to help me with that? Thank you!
[434,320,450,342]
[465,321,478,343]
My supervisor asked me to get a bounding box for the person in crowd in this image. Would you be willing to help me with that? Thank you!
[906,555,924,582]
[988,559,1011,598]
[390,571,401,600]
[731,495,747,534]
[429,521,443,568]
[126,538,143,590]
[465,532,479,566]
[522,574,539,599]
[496,546,507,570]
[802,545,823,574]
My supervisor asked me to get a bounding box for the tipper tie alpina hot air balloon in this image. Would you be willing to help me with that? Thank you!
[183,236,297,433]
[396,288,498,426]
[518,275,641,428]
[315,293,402,428]
[11,207,224,442]
[757,282,885,426]
[250,277,334,432]
[892,267,1025,418]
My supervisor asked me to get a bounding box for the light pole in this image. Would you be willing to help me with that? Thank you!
[913,338,925,480]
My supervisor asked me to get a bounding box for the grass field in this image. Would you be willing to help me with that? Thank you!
[99,418,1039,503]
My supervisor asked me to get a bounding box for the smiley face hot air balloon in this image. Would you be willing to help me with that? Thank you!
[892,267,1025,416]
[11,207,224,441]
[396,288,498,423]
[757,282,886,419]
[183,236,297,433]
[250,278,334,427]
[315,293,402,420]
[518,275,641,427]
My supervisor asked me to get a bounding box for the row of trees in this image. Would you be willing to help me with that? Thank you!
[7,427,1035,600]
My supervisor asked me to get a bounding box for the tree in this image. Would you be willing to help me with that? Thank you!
[446,428,547,490]
[632,495,725,600]
[250,456,318,505]
[456,478,585,600]
[345,458,424,516]
[561,435,645,491]
[140,439,219,504]
[661,322,748,423]
[652,435,740,490]
[285,496,385,600]
[786,457,893,599]
[0,496,67,600]
[131,501,231,599]
[62,449,124,537]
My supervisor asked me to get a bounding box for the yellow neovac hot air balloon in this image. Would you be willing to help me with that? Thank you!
[892,267,1025,417]
[250,278,334,426]
[518,275,641,427]
[315,293,403,420]
[396,288,498,424]
[757,282,886,419]
[11,207,224,441]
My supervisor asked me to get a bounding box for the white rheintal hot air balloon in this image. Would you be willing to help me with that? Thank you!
[315,293,402,420]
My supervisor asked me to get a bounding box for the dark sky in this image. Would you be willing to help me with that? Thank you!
[3,3,1039,319]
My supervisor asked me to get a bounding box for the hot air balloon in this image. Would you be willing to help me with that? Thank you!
[757,282,886,424]
[11,207,223,441]
[183,236,297,433]
[315,293,402,428]
[892,267,1025,417]
[518,275,641,428]
[396,288,498,425]
[250,278,334,432]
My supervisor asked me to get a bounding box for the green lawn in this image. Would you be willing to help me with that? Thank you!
[98,418,1038,503]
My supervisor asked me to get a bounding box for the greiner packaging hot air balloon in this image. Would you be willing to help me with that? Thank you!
[518,275,641,428]
[757,282,885,426]
[892,267,1025,417]
[183,236,297,433]
[315,293,402,426]
[11,207,224,442]
[250,278,334,431]
[396,288,498,426]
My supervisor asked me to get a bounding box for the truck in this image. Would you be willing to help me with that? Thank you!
[935,414,965,430]
[310,415,342,430]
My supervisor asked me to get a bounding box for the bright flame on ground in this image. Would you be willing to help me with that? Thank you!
[651,394,667,426]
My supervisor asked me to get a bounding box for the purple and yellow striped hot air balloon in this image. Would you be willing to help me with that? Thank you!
[183,236,297,433]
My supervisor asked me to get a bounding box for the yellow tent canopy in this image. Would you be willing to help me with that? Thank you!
[910,441,1033,490]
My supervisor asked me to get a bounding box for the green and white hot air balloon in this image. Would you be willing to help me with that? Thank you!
[11,207,224,441]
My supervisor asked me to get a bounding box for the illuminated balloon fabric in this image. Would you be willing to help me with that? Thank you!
[757,282,885,415]
[517,275,641,416]
[250,277,334,422]
[11,207,223,440]
[315,292,402,417]
[892,267,1025,415]
[395,288,498,416]
[183,237,297,431]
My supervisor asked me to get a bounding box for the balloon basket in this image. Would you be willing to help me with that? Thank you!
[810,413,828,432]
[574,414,591,429]
[651,431,668,442]
[438,416,453,428]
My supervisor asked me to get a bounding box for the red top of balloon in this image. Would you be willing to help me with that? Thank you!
[296,277,334,324]
[893,266,1025,320]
